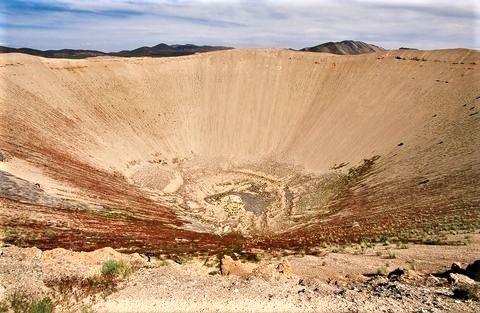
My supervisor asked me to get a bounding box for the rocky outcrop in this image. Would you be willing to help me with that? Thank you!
[466,260,480,281]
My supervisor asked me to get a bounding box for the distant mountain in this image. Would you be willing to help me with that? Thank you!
[0,46,106,58]
[113,43,232,57]
[300,40,385,55]
[0,43,233,59]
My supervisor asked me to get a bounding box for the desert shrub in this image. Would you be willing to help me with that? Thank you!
[80,305,94,313]
[1,229,16,243]
[44,228,55,238]
[29,298,53,313]
[175,256,188,265]
[406,259,418,270]
[101,259,129,277]
[239,252,262,263]
[8,291,30,313]
[376,265,388,276]
[360,240,372,248]
[341,155,380,184]
[45,274,118,303]
[3,292,53,313]
[0,304,7,313]
[219,246,262,264]
[397,243,409,249]
[385,251,398,259]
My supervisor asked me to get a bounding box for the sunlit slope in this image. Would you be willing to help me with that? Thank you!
[0,48,478,252]
[1,49,477,172]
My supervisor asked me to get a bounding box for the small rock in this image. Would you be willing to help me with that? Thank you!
[452,262,463,271]
[277,260,292,275]
[449,273,476,285]
[388,268,405,281]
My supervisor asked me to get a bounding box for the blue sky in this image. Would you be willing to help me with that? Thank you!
[0,0,478,51]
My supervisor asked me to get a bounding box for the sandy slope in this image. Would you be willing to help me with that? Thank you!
[0,48,479,253]
[1,49,477,172]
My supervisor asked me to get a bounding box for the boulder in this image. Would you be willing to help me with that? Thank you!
[465,260,480,282]
[220,255,253,276]
[449,273,476,285]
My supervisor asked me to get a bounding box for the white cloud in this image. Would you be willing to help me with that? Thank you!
[1,0,478,50]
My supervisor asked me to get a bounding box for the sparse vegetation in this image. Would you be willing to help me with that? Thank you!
[376,264,389,276]
[159,258,169,266]
[0,291,53,313]
[101,259,129,277]
[406,259,418,270]
[44,228,55,238]
[219,244,263,264]
[29,298,53,313]
[385,251,398,259]
[45,260,133,304]
[175,256,188,265]
[396,242,409,249]
[80,305,94,313]
[1,229,16,242]
[341,155,380,185]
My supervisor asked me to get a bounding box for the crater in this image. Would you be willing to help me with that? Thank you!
[0,49,479,253]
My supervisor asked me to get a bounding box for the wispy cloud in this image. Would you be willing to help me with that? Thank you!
[0,0,477,50]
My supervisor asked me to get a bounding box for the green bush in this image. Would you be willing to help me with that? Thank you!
[175,256,188,265]
[3,292,53,313]
[29,299,53,313]
[101,259,129,277]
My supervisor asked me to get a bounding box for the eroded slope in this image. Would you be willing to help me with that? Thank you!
[0,49,479,253]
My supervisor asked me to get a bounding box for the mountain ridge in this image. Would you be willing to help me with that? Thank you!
[300,40,385,55]
[0,43,233,59]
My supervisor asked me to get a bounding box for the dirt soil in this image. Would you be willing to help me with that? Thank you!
[0,234,479,312]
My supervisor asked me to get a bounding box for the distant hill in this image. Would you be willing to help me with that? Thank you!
[0,43,233,59]
[0,46,107,58]
[300,40,385,55]
[113,43,232,57]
